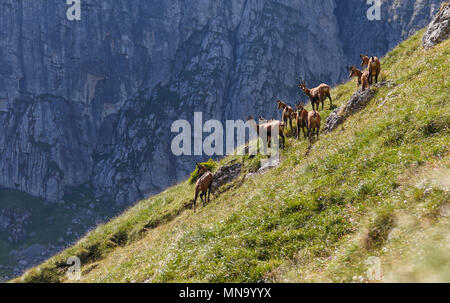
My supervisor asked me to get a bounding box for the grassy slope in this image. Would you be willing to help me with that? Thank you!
[15,30,449,283]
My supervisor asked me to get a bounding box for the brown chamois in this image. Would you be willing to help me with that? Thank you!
[297,79,333,111]
[249,116,286,150]
[360,54,381,85]
[346,65,370,91]
[307,110,321,144]
[295,101,309,140]
[276,100,295,132]
[193,162,214,213]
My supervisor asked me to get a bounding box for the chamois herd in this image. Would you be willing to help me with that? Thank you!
[193,54,381,211]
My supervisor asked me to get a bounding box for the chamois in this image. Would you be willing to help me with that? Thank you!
[249,116,286,150]
[360,54,381,85]
[276,100,295,132]
[295,101,309,140]
[297,79,333,111]
[307,110,321,144]
[193,162,214,213]
[346,65,370,91]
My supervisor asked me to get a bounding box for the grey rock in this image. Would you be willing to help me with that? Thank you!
[211,162,243,192]
[245,173,257,179]
[422,3,450,50]
[258,158,281,174]
[324,82,388,133]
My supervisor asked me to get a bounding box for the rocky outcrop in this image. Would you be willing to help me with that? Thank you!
[0,0,440,206]
[423,3,450,49]
[324,82,388,133]
[211,162,242,192]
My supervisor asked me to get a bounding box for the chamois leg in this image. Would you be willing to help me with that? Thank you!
[193,191,199,212]
[279,133,285,149]
[289,118,293,134]
[375,73,379,84]
[200,193,205,207]
[303,126,307,139]
[328,94,333,109]
[321,100,325,111]
[297,124,300,140]
[208,185,211,203]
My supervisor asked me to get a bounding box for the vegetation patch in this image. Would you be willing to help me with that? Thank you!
[188,159,217,184]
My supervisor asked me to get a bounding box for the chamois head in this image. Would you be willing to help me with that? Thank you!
[297,78,309,95]
[296,100,304,112]
[196,162,209,175]
[346,65,357,78]
[360,54,370,67]
[276,100,287,110]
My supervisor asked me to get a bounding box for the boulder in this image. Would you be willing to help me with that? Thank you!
[324,82,388,133]
[423,3,450,50]
[211,162,242,192]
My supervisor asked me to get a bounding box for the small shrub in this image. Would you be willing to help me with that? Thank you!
[188,159,217,184]
[420,116,450,137]
[111,228,129,247]
[22,267,60,283]
[246,157,261,174]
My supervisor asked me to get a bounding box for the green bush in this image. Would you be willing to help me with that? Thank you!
[188,159,217,184]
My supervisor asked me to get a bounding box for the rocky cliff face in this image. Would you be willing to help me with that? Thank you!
[423,2,450,49]
[0,0,441,205]
[336,0,441,66]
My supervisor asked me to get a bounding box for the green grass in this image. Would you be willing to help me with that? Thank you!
[14,29,449,283]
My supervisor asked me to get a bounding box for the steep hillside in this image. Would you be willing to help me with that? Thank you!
[14,28,449,283]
